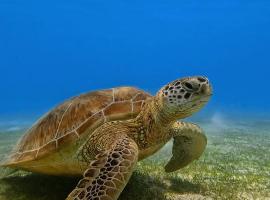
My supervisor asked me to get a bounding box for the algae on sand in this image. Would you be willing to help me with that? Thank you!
[0,120,269,200]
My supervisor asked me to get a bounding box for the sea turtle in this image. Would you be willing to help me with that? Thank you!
[1,76,212,200]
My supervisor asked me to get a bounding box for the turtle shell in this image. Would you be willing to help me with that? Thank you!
[3,87,151,166]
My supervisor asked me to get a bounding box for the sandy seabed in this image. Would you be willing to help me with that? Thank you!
[0,119,269,200]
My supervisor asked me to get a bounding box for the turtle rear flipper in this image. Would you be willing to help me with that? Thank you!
[66,135,138,200]
[0,167,19,178]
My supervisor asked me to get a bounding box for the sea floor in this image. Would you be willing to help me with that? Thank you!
[0,119,269,200]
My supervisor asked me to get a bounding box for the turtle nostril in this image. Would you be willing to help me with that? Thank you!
[197,77,207,83]
[183,82,193,90]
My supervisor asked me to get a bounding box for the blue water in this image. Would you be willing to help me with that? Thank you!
[0,0,270,120]
[0,3,269,199]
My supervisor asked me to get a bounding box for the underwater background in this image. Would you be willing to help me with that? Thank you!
[0,0,269,199]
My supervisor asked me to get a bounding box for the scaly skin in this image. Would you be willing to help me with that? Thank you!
[67,76,212,200]
[67,132,138,200]
[165,121,207,172]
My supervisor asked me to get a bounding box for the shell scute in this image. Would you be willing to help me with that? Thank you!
[133,101,144,113]
[57,131,79,147]
[104,101,132,117]
[76,111,104,135]
[3,87,151,166]
[38,141,57,158]
[17,150,38,163]
[114,87,139,101]
[133,93,148,102]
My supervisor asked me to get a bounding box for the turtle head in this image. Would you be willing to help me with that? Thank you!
[156,76,212,120]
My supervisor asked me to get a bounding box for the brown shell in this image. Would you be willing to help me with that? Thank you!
[4,87,151,165]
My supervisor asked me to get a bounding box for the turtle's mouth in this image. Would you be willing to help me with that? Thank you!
[189,93,212,104]
[199,94,213,102]
[178,94,212,114]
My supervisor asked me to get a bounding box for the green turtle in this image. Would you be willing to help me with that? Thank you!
[1,76,212,200]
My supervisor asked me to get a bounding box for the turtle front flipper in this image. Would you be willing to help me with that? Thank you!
[66,135,138,200]
[165,122,207,173]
